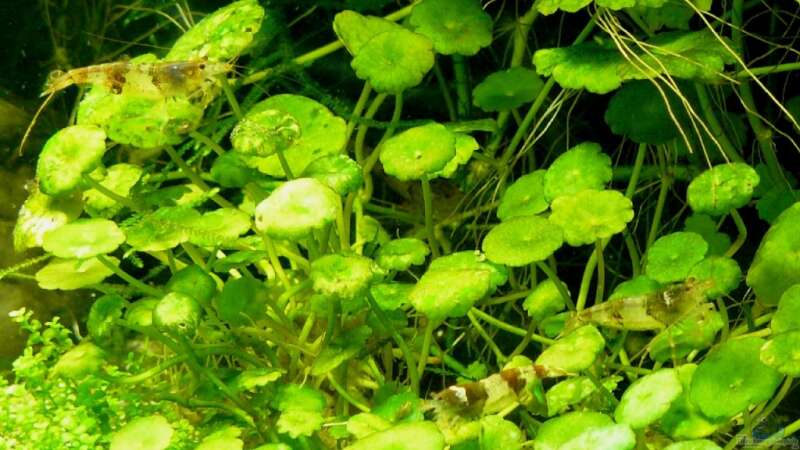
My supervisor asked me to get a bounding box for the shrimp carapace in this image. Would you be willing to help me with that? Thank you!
[40,60,233,97]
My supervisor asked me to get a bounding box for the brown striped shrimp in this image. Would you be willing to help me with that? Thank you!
[19,59,233,154]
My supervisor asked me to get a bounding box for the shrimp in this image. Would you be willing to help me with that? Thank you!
[20,59,233,155]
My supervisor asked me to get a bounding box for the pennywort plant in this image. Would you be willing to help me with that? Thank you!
[3,0,800,448]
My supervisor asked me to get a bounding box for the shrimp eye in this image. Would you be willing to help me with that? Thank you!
[47,70,65,82]
[198,63,206,70]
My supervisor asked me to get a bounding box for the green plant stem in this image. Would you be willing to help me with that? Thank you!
[692,83,742,163]
[729,313,772,337]
[189,130,226,156]
[275,147,295,179]
[416,319,437,379]
[365,293,420,394]
[595,240,605,305]
[480,289,532,306]
[471,307,555,344]
[735,61,800,78]
[646,173,672,249]
[97,255,164,297]
[220,75,243,120]
[362,93,403,203]
[327,372,370,413]
[536,261,575,311]
[82,175,144,212]
[241,3,418,85]
[262,233,291,290]
[0,255,50,282]
[432,60,457,121]
[625,143,647,199]
[576,249,598,312]
[725,209,747,257]
[354,93,388,165]
[467,310,506,363]
[163,146,234,209]
[452,55,470,118]
[343,82,373,151]
[420,177,440,258]
[429,343,470,377]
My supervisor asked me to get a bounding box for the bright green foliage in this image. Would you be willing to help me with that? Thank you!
[166,0,264,61]
[35,256,117,290]
[166,264,217,306]
[125,298,159,328]
[435,133,479,178]
[473,68,544,112]
[88,294,126,340]
[232,109,301,157]
[771,284,800,334]
[302,154,364,195]
[370,282,413,310]
[344,421,445,450]
[52,342,106,379]
[660,365,720,440]
[609,276,661,300]
[242,95,347,177]
[662,440,722,450]
[42,218,125,259]
[615,369,683,429]
[13,185,82,251]
[409,0,493,56]
[604,81,683,144]
[186,207,251,247]
[36,124,106,196]
[559,424,636,450]
[648,304,723,362]
[153,292,202,337]
[687,256,741,299]
[479,415,523,450]
[689,337,782,420]
[427,251,508,291]
[83,163,143,216]
[534,30,735,94]
[311,325,371,375]
[534,411,615,450]
[215,276,267,325]
[544,142,612,201]
[347,413,392,439]
[546,376,621,417]
[482,215,564,266]
[310,253,377,299]
[549,190,634,246]
[272,384,327,438]
[535,325,605,372]
[683,214,731,256]
[109,415,173,450]
[410,267,492,321]
[760,331,800,376]
[340,16,435,93]
[380,123,456,181]
[210,152,260,188]
[124,206,201,251]
[376,238,430,271]
[231,369,283,393]
[747,202,800,305]
[254,178,340,240]
[195,427,244,450]
[645,232,708,283]
[497,170,548,221]
[687,163,760,216]
[524,279,569,322]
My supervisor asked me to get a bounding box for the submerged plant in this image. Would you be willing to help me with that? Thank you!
[3,0,800,448]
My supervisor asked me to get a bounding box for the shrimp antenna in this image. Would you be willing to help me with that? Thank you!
[18,90,56,156]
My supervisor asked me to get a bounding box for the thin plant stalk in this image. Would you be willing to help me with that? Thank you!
[420,176,439,258]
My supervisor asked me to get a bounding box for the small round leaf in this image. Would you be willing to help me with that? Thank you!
[379,123,456,181]
[544,142,612,201]
[37,125,106,196]
[771,284,800,334]
[375,238,430,271]
[310,253,377,299]
[645,232,708,283]
[474,68,544,112]
[153,292,202,337]
[88,294,127,340]
[43,218,125,259]
[351,28,435,94]
[535,325,605,372]
[35,256,117,290]
[408,0,492,56]
[687,163,760,216]
[497,170,548,221]
[410,268,492,321]
[302,154,364,195]
[110,415,173,450]
[760,331,800,377]
[549,189,634,246]
[483,215,564,266]
[254,178,340,240]
[687,256,741,299]
[615,368,683,429]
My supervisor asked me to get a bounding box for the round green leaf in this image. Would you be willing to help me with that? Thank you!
[351,28,435,94]
[409,0,492,56]
[687,163,760,216]
[534,411,614,450]
[210,152,260,188]
[167,264,217,306]
[124,206,201,252]
[604,80,682,144]
[311,253,377,299]
[153,292,202,337]
[544,142,612,201]
[380,123,456,181]
[410,268,492,321]
[660,364,719,440]
[254,178,340,240]
[483,215,564,266]
[690,337,782,420]
[83,163,143,216]
[125,298,159,328]
[110,415,173,450]
[535,325,605,372]
[433,133,478,179]
[231,368,283,392]
[302,154,364,195]
[215,276,268,325]
[747,202,800,306]
[232,109,301,158]
[615,368,683,429]
[272,384,327,438]
[497,170,548,221]
[683,213,731,256]
[473,68,544,112]
[42,218,125,259]
[524,279,570,322]
[687,256,741,299]
[560,424,636,450]
[37,124,106,196]
[645,232,708,283]
[376,238,430,271]
[186,208,251,247]
[549,189,634,246]
[13,185,82,251]
[344,421,445,450]
[241,95,347,177]
[771,284,800,334]
[333,10,398,55]
[35,256,117,290]
[480,415,523,450]
[609,275,661,300]
[663,440,722,450]
[428,251,509,291]
[52,342,105,379]
[370,283,414,311]
[165,0,264,61]
[648,303,723,363]
[760,331,800,377]
[88,294,126,340]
